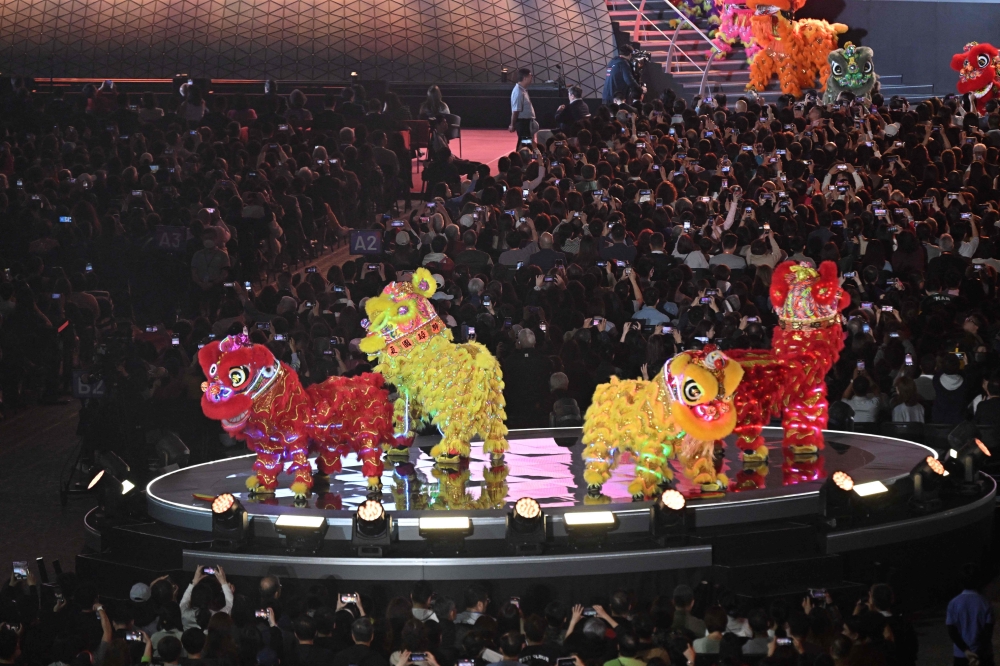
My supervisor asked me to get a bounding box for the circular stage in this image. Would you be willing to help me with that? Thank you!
[126,427,998,580]
[148,427,931,533]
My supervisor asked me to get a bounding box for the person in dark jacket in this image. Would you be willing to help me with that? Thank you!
[602,45,641,105]
[554,86,591,130]
[932,354,967,425]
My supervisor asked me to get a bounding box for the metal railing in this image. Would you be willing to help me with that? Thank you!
[621,0,720,97]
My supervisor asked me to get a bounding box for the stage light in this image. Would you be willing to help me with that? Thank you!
[651,489,689,539]
[352,499,393,557]
[852,480,888,497]
[274,514,328,553]
[212,493,250,552]
[88,451,138,522]
[954,438,992,495]
[120,480,136,495]
[507,498,546,555]
[660,489,686,511]
[832,471,854,492]
[418,515,472,535]
[87,469,105,490]
[909,456,945,514]
[563,510,618,541]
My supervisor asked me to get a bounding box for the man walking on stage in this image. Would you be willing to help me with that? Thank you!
[509,68,537,146]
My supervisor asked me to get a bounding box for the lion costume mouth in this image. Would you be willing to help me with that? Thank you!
[222,409,250,430]
[974,81,994,98]
[754,4,779,14]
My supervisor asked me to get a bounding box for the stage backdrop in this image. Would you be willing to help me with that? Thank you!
[0,0,617,98]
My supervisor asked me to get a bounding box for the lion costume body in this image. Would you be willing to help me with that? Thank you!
[359,268,508,463]
[951,42,1000,114]
[727,261,849,458]
[711,0,761,61]
[199,333,395,496]
[746,0,846,97]
[581,348,744,499]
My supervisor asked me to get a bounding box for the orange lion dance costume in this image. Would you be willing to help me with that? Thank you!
[199,332,395,498]
[746,0,846,97]
[727,261,849,459]
[581,348,744,499]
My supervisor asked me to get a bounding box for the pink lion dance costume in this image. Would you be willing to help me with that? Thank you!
[711,0,761,61]
[199,331,395,498]
[727,261,849,459]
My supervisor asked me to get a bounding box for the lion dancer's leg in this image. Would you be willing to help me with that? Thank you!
[748,51,774,91]
[286,438,314,498]
[246,440,283,494]
[778,57,803,98]
[314,441,345,480]
[430,416,473,464]
[628,437,675,500]
[482,378,509,462]
[357,432,385,491]
[782,383,828,455]
[388,392,417,457]
[735,398,769,462]
[582,435,614,498]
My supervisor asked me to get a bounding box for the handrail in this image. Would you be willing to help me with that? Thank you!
[619,0,721,98]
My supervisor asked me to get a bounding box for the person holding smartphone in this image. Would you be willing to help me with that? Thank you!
[839,364,884,424]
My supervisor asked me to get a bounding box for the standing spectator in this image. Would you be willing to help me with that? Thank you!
[693,607,727,654]
[294,616,334,666]
[670,585,706,637]
[974,375,1000,427]
[946,564,994,666]
[509,68,536,146]
[891,376,925,423]
[529,233,566,272]
[285,89,313,128]
[334,618,388,666]
[840,372,884,423]
[602,44,640,105]
[138,91,164,123]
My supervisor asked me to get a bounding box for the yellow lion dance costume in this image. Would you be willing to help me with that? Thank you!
[359,268,508,464]
[581,348,743,500]
[746,0,847,97]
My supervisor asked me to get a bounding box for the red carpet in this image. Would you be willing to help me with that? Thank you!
[412,129,514,191]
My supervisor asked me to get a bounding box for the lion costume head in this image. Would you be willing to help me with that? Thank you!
[198,332,280,433]
[952,42,1000,101]
[359,268,445,356]
[770,261,849,329]
[663,348,744,441]
[746,0,803,44]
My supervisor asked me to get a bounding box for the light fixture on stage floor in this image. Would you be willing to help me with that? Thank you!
[909,455,946,514]
[507,497,547,554]
[352,499,392,557]
[563,509,618,542]
[274,514,328,554]
[954,438,991,495]
[212,493,250,552]
[651,489,690,539]
[820,471,855,527]
[88,451,138,521]
[418,515,473,537]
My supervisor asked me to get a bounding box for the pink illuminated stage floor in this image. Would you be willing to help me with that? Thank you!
[147,428,934,517]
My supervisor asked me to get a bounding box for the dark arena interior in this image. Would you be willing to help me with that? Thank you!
[4,0,1000,665]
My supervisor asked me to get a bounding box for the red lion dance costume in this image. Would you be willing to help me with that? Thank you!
[728,261,849,459]
[199,332,395,499]
[951,42,1000,114]
[746,0,846,97]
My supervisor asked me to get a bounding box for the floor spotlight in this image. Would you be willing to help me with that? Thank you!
[89,452,137,521]
[650,489,690,539]
[274,515,328,554]
[212,493,250,552]
[910,455,946,514]
[352,499,393,557]
[820,471,855,527]
[507,497,547,554]
[563,509,618,542]
[955,438,992,495]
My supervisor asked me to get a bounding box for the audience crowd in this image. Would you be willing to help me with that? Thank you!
[3,563,959,666]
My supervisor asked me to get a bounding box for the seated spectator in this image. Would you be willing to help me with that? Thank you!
[333,617,388,666]
[603,630,644,666]
[285,89,314,128]
[974,375,1000,427]
[419,85,450,119]
[529,233,567,272]
[138,91,164,122]
[891,376,925,423]
[742,609,770,655]
[295,616,334,666]
[671,585,706,637]
[693,607,727,654]
[841,372,884,423]
[933,354,967,424]
[555,86,591,130]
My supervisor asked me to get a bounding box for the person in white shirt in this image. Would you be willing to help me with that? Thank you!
[509,68,537,146]
[891,376,925,423]
[841,372,884,423]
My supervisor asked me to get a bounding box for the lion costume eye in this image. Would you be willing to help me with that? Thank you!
[978,54,991,69]
[209,363,218,378]
[831,62,844,76]
[229,366,249,388]
[682,379,704,403]
[863,60,873,73]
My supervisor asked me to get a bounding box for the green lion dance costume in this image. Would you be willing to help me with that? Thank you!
[823,42,878,105]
